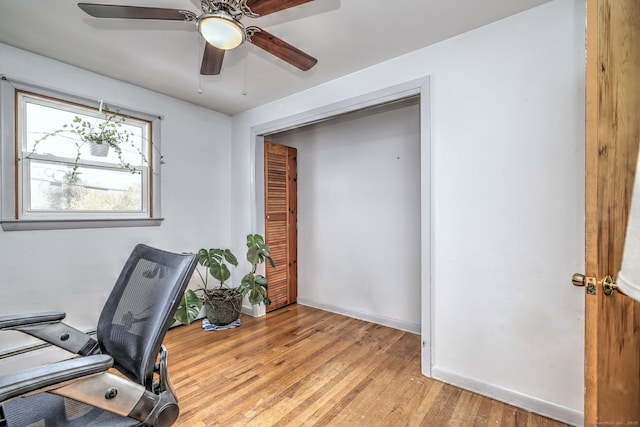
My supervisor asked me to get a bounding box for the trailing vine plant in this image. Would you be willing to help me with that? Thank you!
[22,106,163,179]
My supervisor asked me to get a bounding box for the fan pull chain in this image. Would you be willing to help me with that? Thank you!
[197,37,203,95]
[242,58,248,96]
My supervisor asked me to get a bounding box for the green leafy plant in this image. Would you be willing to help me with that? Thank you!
[22,106,163,178]
[241,234,275,305]
[173,234,275,326]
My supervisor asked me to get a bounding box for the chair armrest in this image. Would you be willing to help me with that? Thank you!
[0,354,113,403]
[0,312,99,355]
[0,357,158,422]
[0,312,66,330]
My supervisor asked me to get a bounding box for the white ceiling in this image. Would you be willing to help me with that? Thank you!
[0,0,552,115]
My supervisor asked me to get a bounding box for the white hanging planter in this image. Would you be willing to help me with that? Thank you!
[88,141,110,157]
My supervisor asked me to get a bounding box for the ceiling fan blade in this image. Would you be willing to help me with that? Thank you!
[78,3,190,20]
[246,0,313,16]
[201,44,225,75]
[250,29,317,71]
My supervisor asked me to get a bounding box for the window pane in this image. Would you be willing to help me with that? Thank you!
[25,101,147,167]
[29,160,144,212]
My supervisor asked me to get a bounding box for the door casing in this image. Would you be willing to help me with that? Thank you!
[249,78,432,375]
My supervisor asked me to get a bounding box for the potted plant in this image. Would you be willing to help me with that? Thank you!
[23,106,163,178]
[174,234,275,326]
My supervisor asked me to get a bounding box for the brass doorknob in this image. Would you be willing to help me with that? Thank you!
[572,273,597,295]
[571,273,619,296]
[572,273,586,286]
[602,275,618,296]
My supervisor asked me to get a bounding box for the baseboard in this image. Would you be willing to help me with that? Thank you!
[241,303,255,316]
[431,366,583,426]
[297,297,421,334]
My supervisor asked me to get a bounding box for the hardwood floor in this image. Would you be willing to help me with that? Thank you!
[164,304,571,426]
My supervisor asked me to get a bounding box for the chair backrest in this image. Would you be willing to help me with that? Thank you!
[96,244,197,389]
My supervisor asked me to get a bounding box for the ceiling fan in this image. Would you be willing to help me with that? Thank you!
[77,0,318,76]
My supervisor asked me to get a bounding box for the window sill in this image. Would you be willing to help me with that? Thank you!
[0,218,164,231]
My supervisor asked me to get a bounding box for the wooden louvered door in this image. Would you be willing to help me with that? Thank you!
[264,141,297,312]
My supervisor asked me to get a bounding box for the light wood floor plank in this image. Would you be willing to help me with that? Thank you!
[163,304,572,426]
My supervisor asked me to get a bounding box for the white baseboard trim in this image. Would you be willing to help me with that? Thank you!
[431,366,583,426]
[242,303,255,316]
[297,297,421,334]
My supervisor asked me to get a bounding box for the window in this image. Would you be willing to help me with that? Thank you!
[0,79,162,230]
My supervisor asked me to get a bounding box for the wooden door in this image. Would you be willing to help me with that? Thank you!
[264,141,297,312]
[584,0,640,423]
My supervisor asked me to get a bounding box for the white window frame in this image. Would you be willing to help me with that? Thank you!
[0,78,163,231]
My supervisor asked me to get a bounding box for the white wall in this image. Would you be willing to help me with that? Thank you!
[230,0,585,424]
[0,43,232,363]
[268,99,422,332]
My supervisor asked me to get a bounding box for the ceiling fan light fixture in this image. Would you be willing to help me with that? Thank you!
[198,12,245,50]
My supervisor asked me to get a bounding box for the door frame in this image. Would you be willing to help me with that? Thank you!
[247,77,433,376]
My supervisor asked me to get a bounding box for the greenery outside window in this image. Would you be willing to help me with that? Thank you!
[0,79,162,230]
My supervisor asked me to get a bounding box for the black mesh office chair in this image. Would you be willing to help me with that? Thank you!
[0,244,198,427]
